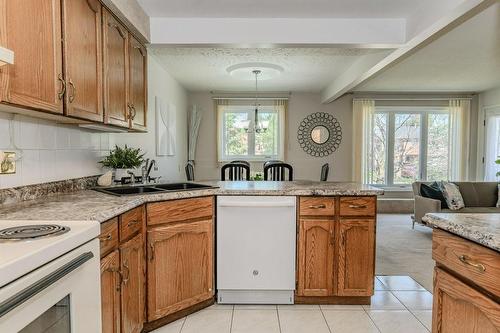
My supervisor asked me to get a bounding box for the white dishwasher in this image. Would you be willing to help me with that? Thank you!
[216,196,296,304]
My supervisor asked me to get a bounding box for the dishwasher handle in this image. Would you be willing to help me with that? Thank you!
[218,197,295,208]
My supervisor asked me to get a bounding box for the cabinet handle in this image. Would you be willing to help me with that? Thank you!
[130,104,137,120]
[348,204,366,209]
[309,204,326,209]
[127,220,139,227]
[57,74,66,100]
[121,260,130,285]
[68,79,76,103]
[99,234,112,242]
[458,255,486,272]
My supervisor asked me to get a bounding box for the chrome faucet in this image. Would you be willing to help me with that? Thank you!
[127,170,136,185]
[142,159,158,184]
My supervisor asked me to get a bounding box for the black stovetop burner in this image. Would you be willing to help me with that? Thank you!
[0,224,70,241]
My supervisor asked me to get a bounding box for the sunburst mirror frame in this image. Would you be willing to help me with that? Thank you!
[297,112,342,157]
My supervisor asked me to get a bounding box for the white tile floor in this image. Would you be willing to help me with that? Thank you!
[152,276,432,333]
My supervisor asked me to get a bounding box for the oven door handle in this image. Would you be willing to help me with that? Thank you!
[0,251,94,318]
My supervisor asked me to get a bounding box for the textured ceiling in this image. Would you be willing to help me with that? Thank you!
[355,3,500,93]
[150,47,392,92]
[138,0,433,18]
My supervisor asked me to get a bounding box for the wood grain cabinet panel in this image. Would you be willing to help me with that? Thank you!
[299,197,335,217]
[0,0,64,113]
[128,36,147,131]
[296,219,335,296]
[147,219,214,321]
[119,205,144,242]
[147,197,213,226]
[339,197,376,217]
[336,219,375,296]
[433,229,500,297]
[62,0,103,121]
[120,233,145,333]
[101,249,121,333]
[100,218,119,258]
[103,9,129,128]
[433,267,500,333]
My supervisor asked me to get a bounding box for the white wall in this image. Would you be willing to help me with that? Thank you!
[0,53,188,189]
[188,92,353,181]
[110,54,188,182]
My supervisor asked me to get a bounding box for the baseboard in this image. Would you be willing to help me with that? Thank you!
[294,295,371,305]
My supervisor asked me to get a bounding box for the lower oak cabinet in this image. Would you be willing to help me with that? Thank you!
[432,229,500,332]
[100,206,145,333]
[146,196,215,323]
[296,196,376,301]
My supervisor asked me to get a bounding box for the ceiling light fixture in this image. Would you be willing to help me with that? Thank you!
[243,70,268,134]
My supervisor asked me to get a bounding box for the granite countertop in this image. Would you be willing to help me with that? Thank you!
[0,181,382,224]
[423,213,500,252]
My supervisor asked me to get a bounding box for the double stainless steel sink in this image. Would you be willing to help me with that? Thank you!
[94,182,217,196]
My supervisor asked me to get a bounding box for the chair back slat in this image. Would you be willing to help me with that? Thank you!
[263,162,293,181]
[221,162,251,181]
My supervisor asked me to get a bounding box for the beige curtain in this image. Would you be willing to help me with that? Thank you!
[449,99,470,181]
[274,99,288,160]
[215,99,229,162]
[352,99,375,183]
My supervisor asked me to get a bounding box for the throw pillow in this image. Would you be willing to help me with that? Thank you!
[440,181,465,210]
[420,182,448,209]
[497,184,500,208]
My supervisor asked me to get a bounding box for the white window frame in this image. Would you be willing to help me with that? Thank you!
[372,106,450,188]
[218,105,285,162]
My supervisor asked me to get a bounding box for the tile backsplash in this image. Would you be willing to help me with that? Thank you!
[0,112,110,189]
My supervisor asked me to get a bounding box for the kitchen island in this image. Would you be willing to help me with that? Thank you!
[0,179,383,332]
[423,213,500,333]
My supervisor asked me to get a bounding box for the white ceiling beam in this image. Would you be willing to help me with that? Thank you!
[149,18,406,46]
[321,0,495,103]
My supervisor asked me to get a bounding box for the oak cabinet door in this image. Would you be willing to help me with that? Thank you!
[62,0,103,121]
[103,9,129,128]
[128,36,147,131]
[336,219,375,296]
[101,250,121,333]
[296,218,335,296]
[433,267,500,333]
[1,0,64,113]
[120,233,145,333]
[147,219,214,321]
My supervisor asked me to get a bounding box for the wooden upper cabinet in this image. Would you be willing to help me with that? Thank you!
[128,36,147,131]
[147,219,214,321]
[103,9,129,128]
[336,219,375,296]
[297,219,335,297]
[0,0,64,113]
[101,249,121,333]
[433,267,500,333]
[120,233,145,333]
[62,0,103,121]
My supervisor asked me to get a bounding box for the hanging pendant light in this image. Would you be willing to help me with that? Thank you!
[244,70,268,133]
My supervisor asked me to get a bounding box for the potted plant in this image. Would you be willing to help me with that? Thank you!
[100,145,145,181]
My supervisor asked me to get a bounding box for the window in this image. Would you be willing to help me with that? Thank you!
[218,104,285,161]
[484,107,500,180]
[368,107,450,186]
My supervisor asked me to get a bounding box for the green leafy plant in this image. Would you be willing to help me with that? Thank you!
[99,145,145,169]
[496,157,500,177]
[250,172,264,181]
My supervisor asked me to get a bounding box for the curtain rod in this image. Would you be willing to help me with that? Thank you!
[212,97,289,100]
[353,97,472,101]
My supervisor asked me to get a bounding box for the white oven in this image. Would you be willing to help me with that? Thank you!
[0,239,101,332]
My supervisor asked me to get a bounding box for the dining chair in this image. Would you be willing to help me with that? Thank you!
[263,160,283,168]
[185,162,195,181]
[320,163,329,181]
[221,162,251,181]
[263,162,293,181]
[230,160,250,167]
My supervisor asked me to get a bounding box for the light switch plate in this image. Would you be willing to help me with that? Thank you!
[0,151,16,174]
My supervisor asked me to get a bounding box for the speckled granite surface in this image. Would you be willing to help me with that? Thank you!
[0,180,382,224]
[423,213,500,252]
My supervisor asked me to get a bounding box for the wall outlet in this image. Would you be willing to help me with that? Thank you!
[0,151,16,174]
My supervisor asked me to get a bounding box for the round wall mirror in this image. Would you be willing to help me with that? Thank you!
[297,112,342,157]
[311,125,330,144]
